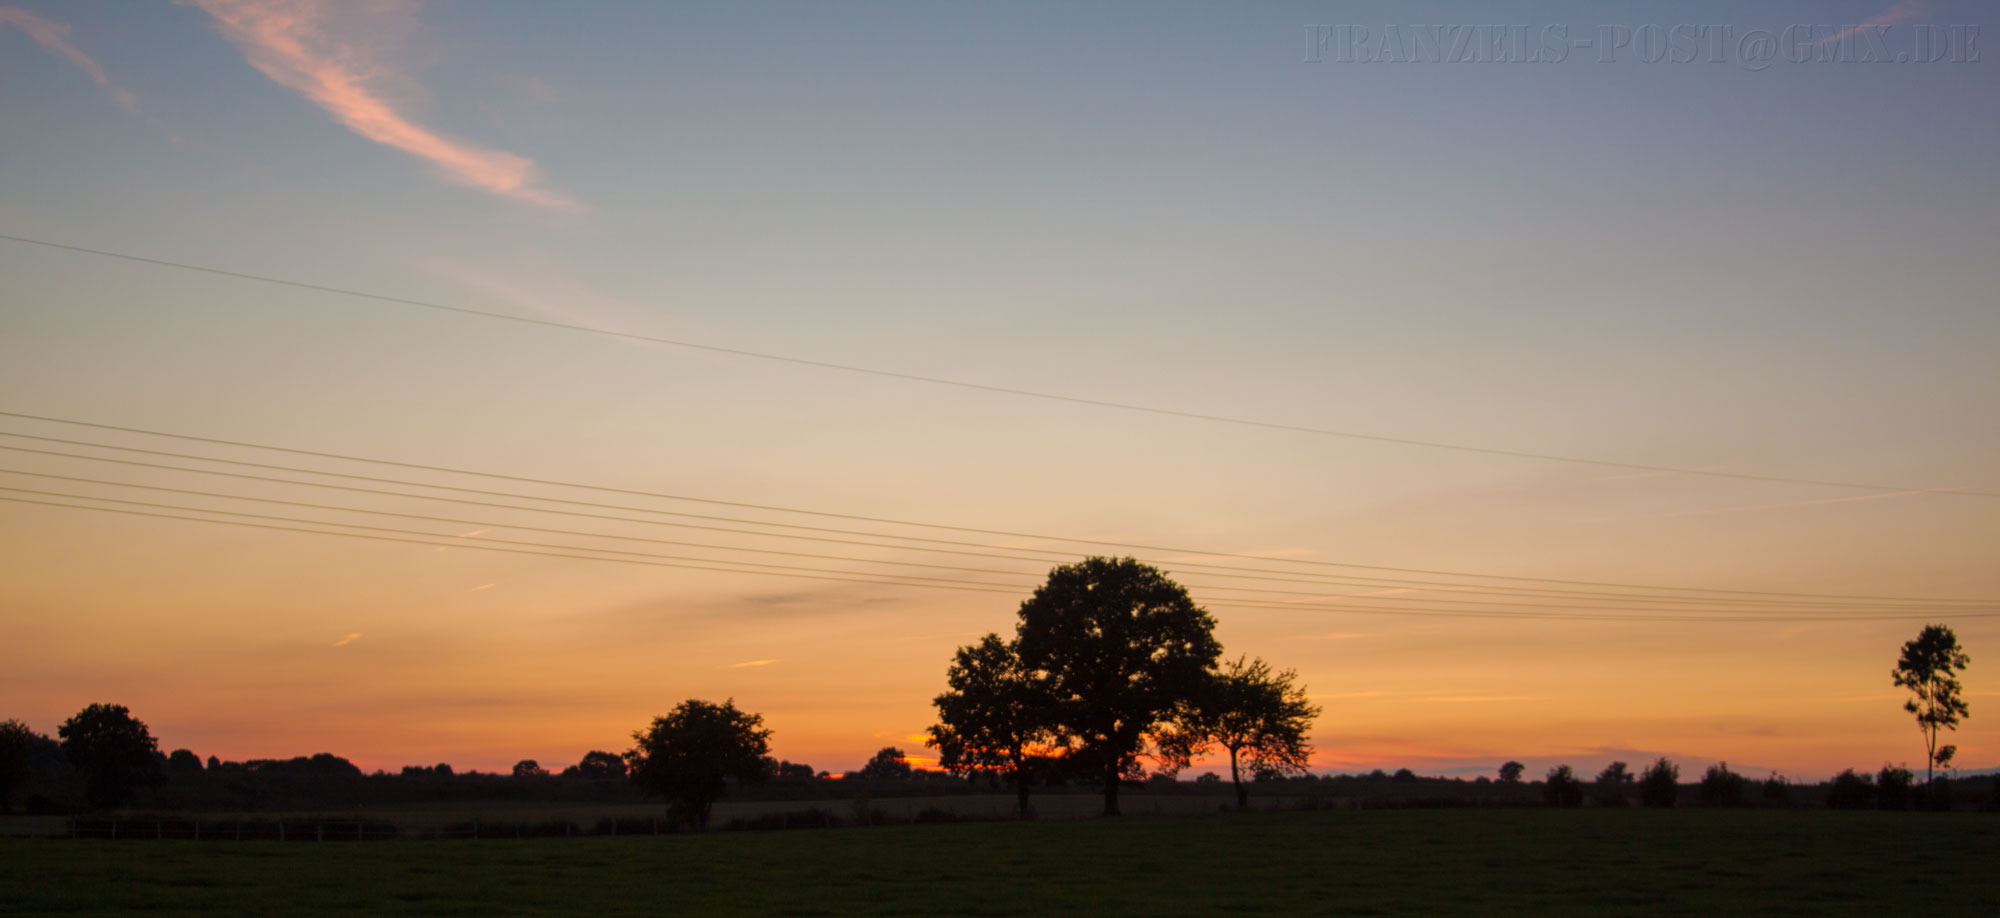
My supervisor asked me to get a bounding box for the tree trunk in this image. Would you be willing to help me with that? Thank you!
[1230,746,1247,811]
[1016,781,1031,820]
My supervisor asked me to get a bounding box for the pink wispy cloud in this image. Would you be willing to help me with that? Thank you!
[1815,0,1927,47]
[184,0,579,209]
[0,6,139,112]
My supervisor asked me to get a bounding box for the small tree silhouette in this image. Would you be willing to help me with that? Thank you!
[574,750,626,779]
[857,747,914,780]
[1826,768,1875,809]
[1157,656,1321,810]
[1593,761,1633,807]
[1498,761,1525,783]
[1892,624,1971,787]
[1544,765,1583,808]
[57,703,163,809]
[511,759,547,778]
[1876,764,1915,811]
[1638,757,1678,808]
[625,699,772,831]
[1698,762,1746,807]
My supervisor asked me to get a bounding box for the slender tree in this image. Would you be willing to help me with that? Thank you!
[1639,757,1679,808]
[1891,624,1971,786]
[625,699,771,830]
[1015,558,1222,816]
[927,633,1057,819]
[1161,656,1321,810]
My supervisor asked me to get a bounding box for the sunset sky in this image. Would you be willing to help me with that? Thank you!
[2,0,1995,782]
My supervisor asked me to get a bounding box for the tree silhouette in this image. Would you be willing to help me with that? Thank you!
[1825,768,1875,809]
[1876,764,1915,810]
[1638,757,1678,808]
[0,719,35,812]
[1892,624,1971,786]
[57,703,163,809]
[625,698,771,830]
[1593,761,1633,807]
[1014,558,1222,816]
[1498,761,1525,783]
[857,747,914,780]
[1160,656,1321,810]
[512,759,547,778]
[1544,764,1583,807]
[165,749,202,774]
[575,750,627,779]
[1698,762,1746,806]
[929,633,1059,818]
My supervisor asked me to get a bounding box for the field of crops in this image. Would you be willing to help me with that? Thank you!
[3,808,1993,916]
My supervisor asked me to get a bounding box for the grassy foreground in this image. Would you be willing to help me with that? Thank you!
[2,808,1993,916]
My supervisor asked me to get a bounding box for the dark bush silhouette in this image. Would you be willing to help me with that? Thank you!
[1825,768,1876,809]
[856,747,913,780]
[1013,557,1222,816]
[1876,764,1915,810]
[1158,656,1321,810]
[573,750,626,779]
[1594,761,1633,807]
[928,633,1058,820]
[511,760,546,778]
[0,719,36,811]
[625,698,771,830]
[166,749,202,774]
[58,703,164,809]
[1544,765,1583,808]
[1892,624,1971,786]
[1639,757,1678,808]
[1761,773,1791,806]
[1498,761,1525,783]
[1392,768,1418,783]
[771,759,815,781]
[1698,762,1747,807]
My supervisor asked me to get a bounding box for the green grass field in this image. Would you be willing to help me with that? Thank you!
[3,808,1993,916]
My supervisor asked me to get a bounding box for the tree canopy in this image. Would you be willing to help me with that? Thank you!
[1160,655,1321,810]
[1892,624,1971,785]
[1498,761,1525,783]
[927,632,1058,819]
[856,747,915,780]
[1014,557,1222,816]
[625,698,771,830]
[574,750,627,779]
[57,703,163,809]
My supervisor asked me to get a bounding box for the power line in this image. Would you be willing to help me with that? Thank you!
[2,234,1990,498]
[8,491,1986,623]
[11,470,1939,614]
[6,439,1992,611]
[4,415,1991,604]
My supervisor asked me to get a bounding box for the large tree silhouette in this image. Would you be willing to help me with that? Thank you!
[928,633,1058,819]
[1160,656,1321,810]
[1015,557,1221,816]
[57,703,163,809]
[1892,624,1971,786]
[625,699,771,830]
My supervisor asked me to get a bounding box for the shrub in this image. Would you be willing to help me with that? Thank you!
[1825,768,1875,810]
[1876,765,1914,810]
[1593,762,1633,808]
[1543,765,1582,808]
[1639,757,1679,808]
[1761,773,1791,806]
[1698,762,1747,807]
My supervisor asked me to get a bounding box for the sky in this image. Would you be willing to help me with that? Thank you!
[1,0,1996,782]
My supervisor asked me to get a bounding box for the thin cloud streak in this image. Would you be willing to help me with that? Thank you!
[332,632,362,647]
[728,659,778,668]
[184,0,579,209]
[1815,0,1926,47]
[0,6,139,112]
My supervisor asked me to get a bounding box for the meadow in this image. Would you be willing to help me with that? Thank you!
[3,808,1993,916]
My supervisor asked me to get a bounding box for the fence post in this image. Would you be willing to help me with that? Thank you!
[316,823,323,842]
